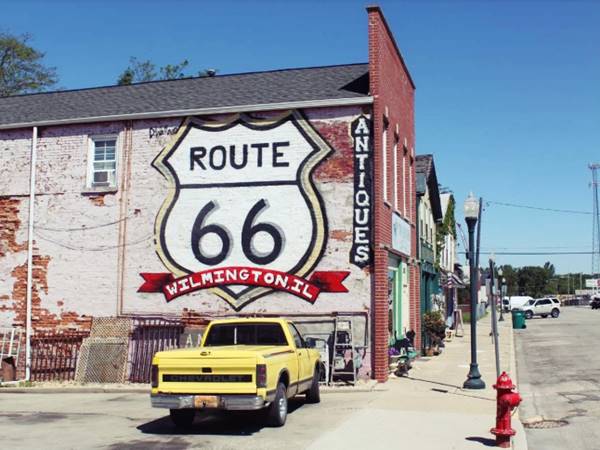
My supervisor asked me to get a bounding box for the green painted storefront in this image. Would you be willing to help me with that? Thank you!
[389,259,410,345]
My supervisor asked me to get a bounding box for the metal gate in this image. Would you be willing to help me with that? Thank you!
[31,331,89,381]
[128,317,184,383]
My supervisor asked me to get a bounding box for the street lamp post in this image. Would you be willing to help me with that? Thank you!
[463,193,485,390]
[498,268,505,322]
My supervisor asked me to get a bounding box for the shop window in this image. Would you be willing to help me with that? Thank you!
[88,136,117,189]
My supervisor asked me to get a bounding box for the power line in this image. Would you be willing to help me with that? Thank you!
[35,231,153,251]
[487,200,592,215]
[591,163,600,275]
[34,214,138,232]
[459,251,593,255]
[481,245,590,250]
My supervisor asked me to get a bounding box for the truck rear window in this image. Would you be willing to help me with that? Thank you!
[204,323,288,346]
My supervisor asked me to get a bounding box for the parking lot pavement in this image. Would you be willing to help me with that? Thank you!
[0,390,377,450]
[515,306,600,450]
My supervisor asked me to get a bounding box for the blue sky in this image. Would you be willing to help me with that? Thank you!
[4,0,600,274]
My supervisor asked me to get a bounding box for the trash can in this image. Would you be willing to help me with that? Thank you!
[511,310,526,329]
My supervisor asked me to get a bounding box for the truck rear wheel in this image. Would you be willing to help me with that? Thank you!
[305,368,321,404]
[265,382,287,427]
[169,409,195,428]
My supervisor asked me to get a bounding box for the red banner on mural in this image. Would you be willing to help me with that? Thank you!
[138,267,349,303]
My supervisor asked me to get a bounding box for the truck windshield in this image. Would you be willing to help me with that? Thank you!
[204,323,288,346]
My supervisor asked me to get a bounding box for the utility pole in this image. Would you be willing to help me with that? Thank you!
[589,164,600,276]
[475,198,483,275]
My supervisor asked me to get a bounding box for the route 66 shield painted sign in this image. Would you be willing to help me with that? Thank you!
[150,111,334,310]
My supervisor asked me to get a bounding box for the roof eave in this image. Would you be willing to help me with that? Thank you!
[0,96,373,130]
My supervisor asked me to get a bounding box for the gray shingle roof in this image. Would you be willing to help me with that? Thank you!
[415,154,433,177]
[416,154,443,221]
[0,63,370,128]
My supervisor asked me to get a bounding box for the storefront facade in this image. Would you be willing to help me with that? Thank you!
[416,155,442,348]
[0,7,417,382]
[439,193,462,324]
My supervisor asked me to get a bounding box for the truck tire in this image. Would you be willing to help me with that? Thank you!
[169,409,195,428]
[265,382,287,427]
[305,368,321,404]
[525,310,533,320]
[551,308,560,318]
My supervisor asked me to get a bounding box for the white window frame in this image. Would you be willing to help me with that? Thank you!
[382,124,388,202]
[402,146,407,218]
[87,135,118,189]
[393,139,398,210]
[409,156,414,222]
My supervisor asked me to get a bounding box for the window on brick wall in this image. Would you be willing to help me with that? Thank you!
[88,136,117,188]
[402,146,407,217]
[382,122,388,203]
[393,138,398,210]
[409,156,414,222]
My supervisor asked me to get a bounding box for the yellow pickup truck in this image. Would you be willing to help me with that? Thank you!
[150,318,322,427]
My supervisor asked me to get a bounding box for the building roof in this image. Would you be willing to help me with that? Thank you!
[415,154,433,178]
[0,63,371,129]
[415,154,443,221]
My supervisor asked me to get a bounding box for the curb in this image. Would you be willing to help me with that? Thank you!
[508,320,529,450]
[0,380,381,395]
[0,387,149,394]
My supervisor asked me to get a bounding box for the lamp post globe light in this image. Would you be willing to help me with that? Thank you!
[498,268,505,322]
[463,193,485,390]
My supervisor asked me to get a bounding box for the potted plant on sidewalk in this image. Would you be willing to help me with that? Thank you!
[423,311,446,356]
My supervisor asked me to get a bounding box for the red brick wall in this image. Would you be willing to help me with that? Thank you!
[368,6,418,381]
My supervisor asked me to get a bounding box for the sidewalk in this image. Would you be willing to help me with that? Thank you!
[309,313,528,450]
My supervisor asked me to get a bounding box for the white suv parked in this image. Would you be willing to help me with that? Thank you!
[521,297,561,319]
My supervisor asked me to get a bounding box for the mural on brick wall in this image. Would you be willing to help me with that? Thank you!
[139,110,350,310]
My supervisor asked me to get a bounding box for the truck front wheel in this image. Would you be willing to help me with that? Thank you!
[169,409,195,428]
[265,382,287,427]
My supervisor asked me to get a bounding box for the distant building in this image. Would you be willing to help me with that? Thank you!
[416,154,442,346]
[439,193,464,323]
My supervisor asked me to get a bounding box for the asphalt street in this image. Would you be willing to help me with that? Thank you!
[516,306,600,450]
[0,389,377,450]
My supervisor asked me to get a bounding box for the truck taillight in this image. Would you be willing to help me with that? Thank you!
[151,364,159,388]
[256,364,267,388]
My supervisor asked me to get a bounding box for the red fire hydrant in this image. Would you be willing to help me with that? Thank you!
[491,371,522,448]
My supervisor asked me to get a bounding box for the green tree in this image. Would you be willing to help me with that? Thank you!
[499,264,518,296]
[117,57,213,85]
[435,195,456,269]
[117,57,158,85]
[0,32,58,97]
[517,266,549,298]
[160,60,189,80]
[543,261,556,279]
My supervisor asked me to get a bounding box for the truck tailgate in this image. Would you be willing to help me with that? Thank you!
[157,353,258,394]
